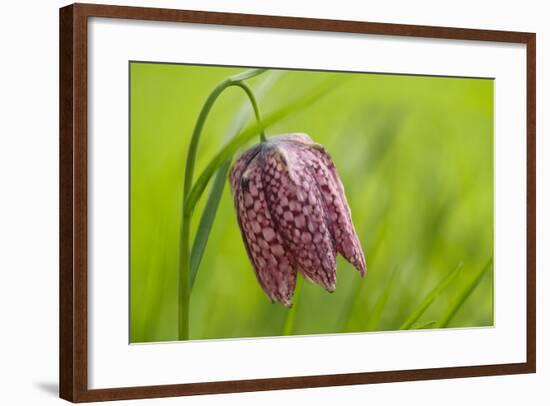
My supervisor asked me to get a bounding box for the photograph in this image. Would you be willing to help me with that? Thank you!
[1,0,542,403]
[129,63,494,343]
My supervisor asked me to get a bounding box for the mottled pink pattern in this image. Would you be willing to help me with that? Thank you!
[302,147,367,275]
[231,151,296,307]
[229,133,366,307]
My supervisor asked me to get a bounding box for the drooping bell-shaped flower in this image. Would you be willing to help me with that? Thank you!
[229,133,366,307]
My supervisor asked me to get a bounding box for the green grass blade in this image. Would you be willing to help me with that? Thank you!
[436,258,493,328]
[399,262,463,330]
[189,160,230,288]
[413,320,437,329]
[189,72,282,289]
[365,267,397,331]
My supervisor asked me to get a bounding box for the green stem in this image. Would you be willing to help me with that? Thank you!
[189,72,280,290]
[178,72,345,340]
[178,212,191,340]
[183,75,344,217]
[232,82,266,143]
[178,69,267,341]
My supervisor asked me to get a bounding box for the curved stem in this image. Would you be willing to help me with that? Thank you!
[233,82,266,142]
[183,75,344,217]
[178,72,344,340]
[178,69,267,340]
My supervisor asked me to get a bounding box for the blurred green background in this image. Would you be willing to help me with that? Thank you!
[130,62,493,343]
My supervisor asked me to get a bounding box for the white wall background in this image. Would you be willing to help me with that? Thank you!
[0,0,546,404]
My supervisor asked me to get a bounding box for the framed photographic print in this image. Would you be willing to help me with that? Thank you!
[59,3,536,402]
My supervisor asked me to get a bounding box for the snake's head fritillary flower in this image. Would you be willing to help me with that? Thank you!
[229,133,366,307]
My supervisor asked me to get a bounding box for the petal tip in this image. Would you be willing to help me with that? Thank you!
[357,262,367,278]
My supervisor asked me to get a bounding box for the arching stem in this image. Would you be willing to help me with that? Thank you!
[178,69,267,340]
[233,82,266,143]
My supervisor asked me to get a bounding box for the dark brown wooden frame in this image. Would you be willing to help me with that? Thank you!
[60,2,536,402]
